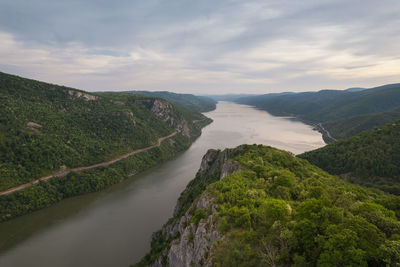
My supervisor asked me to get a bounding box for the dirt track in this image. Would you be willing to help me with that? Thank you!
[0,132,177,196]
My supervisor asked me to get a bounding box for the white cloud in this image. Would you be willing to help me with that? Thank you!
[1,0,400,93]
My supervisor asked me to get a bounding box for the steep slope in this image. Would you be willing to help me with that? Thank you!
[135,145,400,267]
[125,91,217,112]
[322,108,400,140]
[0,72,212,221]
[236,83,400,141]
[299,121,400,195]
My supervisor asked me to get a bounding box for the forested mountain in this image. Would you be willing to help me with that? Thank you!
[299,121,400,195]
[0,72,212,221]
[136,144,400,266]
[323,108,400,140]
[236,83,400,141]
[124,91,217,112]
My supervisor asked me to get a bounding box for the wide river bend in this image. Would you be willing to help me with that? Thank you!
[0,102,325,267]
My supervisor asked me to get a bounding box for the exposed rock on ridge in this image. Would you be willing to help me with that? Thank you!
[152,193,220,267]
[145,146,246,267]
[68,90,98,101]
[145,99,192,137]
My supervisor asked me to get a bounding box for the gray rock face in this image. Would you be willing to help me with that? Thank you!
[68,90,98,101]
[166,193,220,267]
[197,145,245,180]
[150,99,191,137]
[150,146,247,267]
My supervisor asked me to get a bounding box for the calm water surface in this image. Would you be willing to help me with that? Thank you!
[0,102,325,267]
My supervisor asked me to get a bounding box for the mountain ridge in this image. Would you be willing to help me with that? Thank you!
[136,144,400,266]
[235,83,400,141]
[299,120,400,195]
[0,71,212,221]
[122,90,217,113]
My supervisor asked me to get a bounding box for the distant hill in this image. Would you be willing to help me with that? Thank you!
[299,121,400,194]
[323,108,400,140]
[0,72,212,221]
[236,83,400,141]
[124,91,216,112]
[345,87,366,92]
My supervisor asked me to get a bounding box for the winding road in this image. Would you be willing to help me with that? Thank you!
[317,123,337,142]
[0,132,177,196]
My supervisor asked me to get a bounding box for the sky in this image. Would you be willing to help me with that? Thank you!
[0,0,399,94]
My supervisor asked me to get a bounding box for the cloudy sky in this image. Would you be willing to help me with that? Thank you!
[0,0,399,94]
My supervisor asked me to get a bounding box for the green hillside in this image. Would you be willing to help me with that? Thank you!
[125,91,217,112]
[323,109,400,140]
[299,121,400,195]
[136,144,400,266]
[0,72,212,221]
[236,84,400,141]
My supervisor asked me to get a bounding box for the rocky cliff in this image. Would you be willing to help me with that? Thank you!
[151,99,190,137]
[141,98,204,139]
[136,144,400,267]
[135,146,245,267]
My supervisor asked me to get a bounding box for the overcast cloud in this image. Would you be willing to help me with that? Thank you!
[0,0,399,94]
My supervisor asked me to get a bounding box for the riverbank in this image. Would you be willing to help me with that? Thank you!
[0,132,177,197]
[313,122,337,143]
[0,130,200,222]
[0,102,325,267]
[235,104,334,145]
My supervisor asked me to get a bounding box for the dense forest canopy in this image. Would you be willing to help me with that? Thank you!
[0,72,210,191]
[299,121,400,195]
[137,145,400,266]
[0,72,212,221]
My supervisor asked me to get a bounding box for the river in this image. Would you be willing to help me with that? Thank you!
[0,102,325,267]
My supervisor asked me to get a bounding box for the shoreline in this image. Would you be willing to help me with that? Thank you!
[0,132,177,196]
[236,103,337,144]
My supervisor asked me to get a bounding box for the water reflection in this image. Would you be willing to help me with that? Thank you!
[0,102,324,267]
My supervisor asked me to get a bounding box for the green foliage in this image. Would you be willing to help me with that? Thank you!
[212,232,261,267]
[323,109,400,140]
[202,145,400,266]
[0,134,192,222]
[317,227,367,267]
[377,240,400,267]
[299,121,400,194]
[190,208,206,224]
[0,72,211,221]
[0,72,211,191]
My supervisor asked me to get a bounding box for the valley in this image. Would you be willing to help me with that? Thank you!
[0,101,324,267]
[2,2,400,266]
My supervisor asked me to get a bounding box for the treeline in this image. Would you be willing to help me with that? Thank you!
[0,134,191,222]
[138,145,400,266]
[299,121,400,195]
